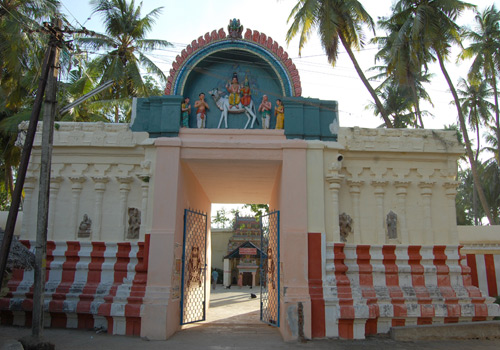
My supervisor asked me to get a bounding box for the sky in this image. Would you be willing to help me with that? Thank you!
[59,0,499,216]
[60,0,500,130]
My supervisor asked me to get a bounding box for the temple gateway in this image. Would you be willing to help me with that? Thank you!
[1,20,499,341]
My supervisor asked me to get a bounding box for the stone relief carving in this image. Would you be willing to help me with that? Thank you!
[15,120,30,149]
[386,211,398,239]
[78,214,92,238]
[127,207,141,239]
[339,212,353,243]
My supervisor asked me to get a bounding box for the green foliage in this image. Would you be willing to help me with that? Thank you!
[243,204,269,221]
[456,159,500,225]
[212,208,231,229]
[286,0,392,127]
[74,0,171,122]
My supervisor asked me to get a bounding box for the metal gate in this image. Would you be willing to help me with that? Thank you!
[260,210,280,326]
[180,209,207,325]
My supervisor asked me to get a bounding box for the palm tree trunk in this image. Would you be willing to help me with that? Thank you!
[114,105,119,123]
[491,72,500,163]
[473,117,481,225]
[437,52,494,225]
[338,33,393,128]
[410,82,424,128]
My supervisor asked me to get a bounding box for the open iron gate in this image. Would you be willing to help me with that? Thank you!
[180,209,207,325]
[260,210,280,326]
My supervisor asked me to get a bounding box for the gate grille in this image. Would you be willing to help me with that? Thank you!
[180,209,207,325]
[260,210,280,326]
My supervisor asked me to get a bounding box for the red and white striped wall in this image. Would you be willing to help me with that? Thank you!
[307,235,500,340]
[462,247,500,299]
[0,235,150,336]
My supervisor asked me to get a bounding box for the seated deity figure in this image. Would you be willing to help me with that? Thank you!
[241,77,251,106]
[226,73,241,108]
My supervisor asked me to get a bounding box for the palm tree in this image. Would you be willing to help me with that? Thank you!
[366,83,415,128]
[286,0,393,128]
[387,0,495,225]
[482,159,500,224]
[373,15,434,128]
[76,0,170,122]
[0,0,58,109]
[0,0,59,203]
[456,77,493,224]
[461,5,500,167]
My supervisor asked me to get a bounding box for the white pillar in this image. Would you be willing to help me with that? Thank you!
[444,181,459,244]
[20,176,37,238]
[372,181,388,244]
[419,182,435,244]
[348,180,363,244]
[223,258,230,287]
[48,177,62,240]
[69,176,86,240]
[92,176,109,241]
[395,181,410,244]
[326,160,344,242]
[117,176,133,240]
[137,175,149,238]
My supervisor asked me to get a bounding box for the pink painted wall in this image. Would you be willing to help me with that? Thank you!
[277,143,311,341]
[142,138,210,340]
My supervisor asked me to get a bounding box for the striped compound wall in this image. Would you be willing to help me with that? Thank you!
[0,236,150,336]
[307,233,500,340]
[464,251,500,299]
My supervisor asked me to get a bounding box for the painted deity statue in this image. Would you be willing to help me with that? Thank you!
[194,92,209,128]
[241,77,251,107]
[258,95,272,129]
[274,99,284,129]
[188,246,202,287]
[181,97,191,128]
[226,73,241,109]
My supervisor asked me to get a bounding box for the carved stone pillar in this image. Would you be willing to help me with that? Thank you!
[419,182,435,244]
[69,176,86,240]
[372,181,388,244]
[117,176,133,240]
[92,176,109,241]
[326,163,344,242]
[137,175,150,238]
[444,181,459,244]
[395,181,410,244]
[20,176,37,238]
[48,177,63,240]
[347,180,363,243]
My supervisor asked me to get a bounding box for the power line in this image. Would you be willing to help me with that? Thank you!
[60,0,85,29]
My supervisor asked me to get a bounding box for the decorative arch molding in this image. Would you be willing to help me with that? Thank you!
[164,27,302,97]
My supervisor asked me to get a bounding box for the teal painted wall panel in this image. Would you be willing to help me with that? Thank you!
[131,95,338,141]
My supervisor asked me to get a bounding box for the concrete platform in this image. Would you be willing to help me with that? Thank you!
[2,288,500,349]
[390,321,500,341]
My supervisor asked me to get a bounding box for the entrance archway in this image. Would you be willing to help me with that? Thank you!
[141,128,309,341]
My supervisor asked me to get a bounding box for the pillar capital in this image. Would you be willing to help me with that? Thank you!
[443,181,459,196]
[69,175,86,190]
[347,180,364,193]
[117,176,134,191]
[418,181,435,195]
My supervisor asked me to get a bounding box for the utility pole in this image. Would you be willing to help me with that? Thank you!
[0,20,96,291]
[31,18,62,340]
[0,40,56,290]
